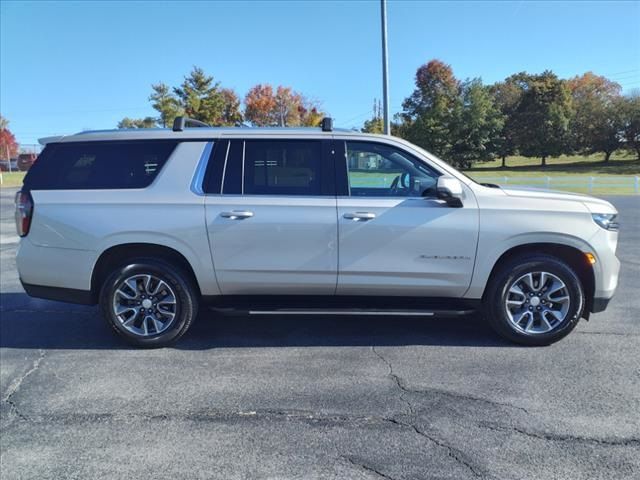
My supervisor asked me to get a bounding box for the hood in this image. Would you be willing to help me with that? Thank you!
[500,186,617,214]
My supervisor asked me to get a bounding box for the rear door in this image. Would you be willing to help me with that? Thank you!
[335,139,479,297]
[203,138,338,295]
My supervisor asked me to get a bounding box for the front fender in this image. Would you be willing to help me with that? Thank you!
[465,232,600,299]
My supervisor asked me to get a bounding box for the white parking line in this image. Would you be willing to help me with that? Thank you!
[0,234,20,245]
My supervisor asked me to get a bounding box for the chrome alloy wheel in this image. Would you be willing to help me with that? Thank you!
[505,271,571,335]
[112,274,177,337]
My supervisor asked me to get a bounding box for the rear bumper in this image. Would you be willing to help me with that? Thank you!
[21,281,95,305]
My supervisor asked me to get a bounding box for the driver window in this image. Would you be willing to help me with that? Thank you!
[346,141,440,197]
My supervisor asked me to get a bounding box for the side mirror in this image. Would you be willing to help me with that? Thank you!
[436,176,464,207]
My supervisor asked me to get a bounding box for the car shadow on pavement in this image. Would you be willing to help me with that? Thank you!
[0,292,514,350]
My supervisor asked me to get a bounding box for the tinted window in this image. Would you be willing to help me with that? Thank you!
[222,140,243,194]
[243,140,323,195]
[203,140,228,194]
[24,141,178,190]
[346,141,440,197]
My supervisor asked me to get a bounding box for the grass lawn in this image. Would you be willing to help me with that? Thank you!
[465,152,640,175]
[463,152,640,195]
[0,172,26,188]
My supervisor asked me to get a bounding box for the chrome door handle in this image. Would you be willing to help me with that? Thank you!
[343,212,376,221]
[221,210,254,219]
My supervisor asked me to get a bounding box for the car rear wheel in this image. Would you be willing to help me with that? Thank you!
[484,254,585,346]
[99,258,198,347]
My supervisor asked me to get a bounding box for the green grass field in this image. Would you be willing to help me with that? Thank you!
[0,172,26,188]
[465,152,640,175]
[463,153,640,195]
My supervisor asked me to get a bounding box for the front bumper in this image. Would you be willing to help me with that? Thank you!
[591,296,613,314]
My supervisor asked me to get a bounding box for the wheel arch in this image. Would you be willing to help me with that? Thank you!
[482,243,595,316]
[91,243,202,302]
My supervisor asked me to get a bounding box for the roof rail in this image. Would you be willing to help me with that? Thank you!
[172,116,210,132]
[320,117,333,132]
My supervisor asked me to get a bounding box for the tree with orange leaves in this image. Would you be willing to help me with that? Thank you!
[568,72,623,162]
[244,84,324,127]
[0,115,19,161]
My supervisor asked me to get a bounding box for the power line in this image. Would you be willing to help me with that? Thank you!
[606,69,639,77]
[341,110,374,125]
[609,74,640,81]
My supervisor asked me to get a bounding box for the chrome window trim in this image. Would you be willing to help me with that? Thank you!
[241,140,246,195]
[208,194,335,200]
[220,140,231,194]
[190,141,214,195]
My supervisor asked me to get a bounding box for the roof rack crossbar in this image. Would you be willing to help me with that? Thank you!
[172,116,210,132]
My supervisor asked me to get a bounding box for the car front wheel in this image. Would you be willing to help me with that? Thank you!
[485,254,585,346]
[100,258,198,347]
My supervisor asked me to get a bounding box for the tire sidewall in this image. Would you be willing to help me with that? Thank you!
[100,259,197,347]
[487,256,584,346]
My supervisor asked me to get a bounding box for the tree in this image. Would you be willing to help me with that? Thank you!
[244,84,324,127]
[362,117,384,134]
[620,92,640,160]
[0,120,19,160]
[450,80,504,168]
[273,86,302,127]
[149,83,182,128]
[173,67,228,126]
[397,60,502,168]
[298,98,324,127]
[115,67,325,130]
[397,60,461,163]
[511,71,574,166]
[568,72,623,162]
[362,99,384,134]
[117,117,157,129]
[219,88,243,126]
[490,77,525,167]
[244,84,277,126]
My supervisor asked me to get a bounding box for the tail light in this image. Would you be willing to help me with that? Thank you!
[15,190,33,237]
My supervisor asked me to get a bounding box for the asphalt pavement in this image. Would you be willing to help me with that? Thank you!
[1,187,639,480]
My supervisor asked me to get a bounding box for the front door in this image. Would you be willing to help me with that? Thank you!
[204,138,338,295]
[335,140,479,297]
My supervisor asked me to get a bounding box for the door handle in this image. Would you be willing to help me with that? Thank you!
[343,212,376,221]
[221,210,254,219]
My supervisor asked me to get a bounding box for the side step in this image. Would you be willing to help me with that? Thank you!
[244,308,474,317]
[205,295,479,318]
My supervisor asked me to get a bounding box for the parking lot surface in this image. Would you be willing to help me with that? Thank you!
[1,187,639,480]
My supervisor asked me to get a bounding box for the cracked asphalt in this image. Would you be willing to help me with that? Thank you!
[1,187,639,480]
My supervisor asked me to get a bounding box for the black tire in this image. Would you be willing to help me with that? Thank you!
[484,254,585,346]
[99,258,198,347]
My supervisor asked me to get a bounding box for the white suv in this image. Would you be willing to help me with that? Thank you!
[15,117,620,347]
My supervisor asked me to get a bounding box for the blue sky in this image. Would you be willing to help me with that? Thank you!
[1,0,639,146]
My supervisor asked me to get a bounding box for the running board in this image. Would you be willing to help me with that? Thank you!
[204,295,480,318]
[211,307,475,318]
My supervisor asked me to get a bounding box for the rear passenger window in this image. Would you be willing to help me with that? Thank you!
[243,141,322,196]
[24,141,178,190]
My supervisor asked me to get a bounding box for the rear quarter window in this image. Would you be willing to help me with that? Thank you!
[23,140,178,190]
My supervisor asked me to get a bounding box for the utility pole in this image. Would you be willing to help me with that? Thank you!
[380,0,391,135]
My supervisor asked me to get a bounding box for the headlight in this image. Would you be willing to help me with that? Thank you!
[592,213,619,231]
